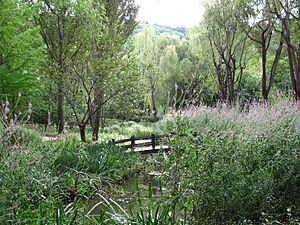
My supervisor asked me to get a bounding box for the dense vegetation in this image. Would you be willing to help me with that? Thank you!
[160,98,300,223]
[0,0,299,224]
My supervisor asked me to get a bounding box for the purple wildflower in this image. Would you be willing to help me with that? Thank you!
[4,107,9,114]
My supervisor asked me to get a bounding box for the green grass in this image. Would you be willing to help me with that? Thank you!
[102,121,157,138]
[0,138,142,224]
[53,141,141,180]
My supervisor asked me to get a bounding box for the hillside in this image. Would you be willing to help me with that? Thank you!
[135,21,187,38]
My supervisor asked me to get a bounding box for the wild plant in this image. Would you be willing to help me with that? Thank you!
[0,95,33,150]
[160,99,300,223]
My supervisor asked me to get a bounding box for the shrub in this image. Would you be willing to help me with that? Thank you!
[14,127,41,145]
[161,100,300,223]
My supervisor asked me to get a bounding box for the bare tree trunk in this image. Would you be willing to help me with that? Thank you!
[92,90,103,141]
[281,11,298,99]
[101,106,105,128]
[261,43,268,100]
[56,10,65,134]
[151,88,157,122]
[228,59,236,103]
[286,44,298,97]
[79,124,86,142]
[267,32,284,96]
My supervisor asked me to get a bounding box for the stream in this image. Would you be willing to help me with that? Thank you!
[86,154,168,216]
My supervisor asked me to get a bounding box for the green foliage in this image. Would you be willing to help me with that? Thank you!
[0,0,45,99]
[135,22,187,39]
[103,121,155,137]
[127,180,185,225]
[0,140,142,224]
[14,127,41,145]
[78,180,186,224]
[53,142,141,179]
[160,99,300,223]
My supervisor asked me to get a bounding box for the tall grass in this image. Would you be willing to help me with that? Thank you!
[53,141,141,181]
[0,140,142,224]
[102,121,156,138]
[160,99,300,223]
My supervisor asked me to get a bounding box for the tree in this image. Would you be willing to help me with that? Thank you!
[91,0,138,140]
[238,0,285,100]
[204,0,248,102]
[0,0,45,100]
[37,0,92,133]
[134,27,162,121]
[64,47,139,142]
[269,0,300,99]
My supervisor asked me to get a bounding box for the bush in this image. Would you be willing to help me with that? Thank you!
[160,100,300,223]
[14,127,41,145]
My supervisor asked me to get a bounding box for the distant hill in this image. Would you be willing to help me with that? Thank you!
[135,21,187,38]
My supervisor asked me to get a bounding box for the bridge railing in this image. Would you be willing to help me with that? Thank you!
[109,132,198,154]
[110,133,171,154]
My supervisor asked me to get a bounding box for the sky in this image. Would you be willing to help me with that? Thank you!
[135,0,205,28]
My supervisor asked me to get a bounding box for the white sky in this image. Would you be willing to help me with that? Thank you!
[135,0,205,28]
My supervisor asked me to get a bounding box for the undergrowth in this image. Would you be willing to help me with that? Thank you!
[0,140,142,224]
[160,99,300,224]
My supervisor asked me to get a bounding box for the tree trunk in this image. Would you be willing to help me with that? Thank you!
[151,87,157,122]
[261,43,268,100]
[92,90,103,141]
[228,59,236,103]
[79,124,86,142]
[46,84,52,131]
[57,13,65,134]
[267,33,284,96]
[101,107,105,128]
[0,53,3,64]
[296,49,300,100]
[57,81,64,134]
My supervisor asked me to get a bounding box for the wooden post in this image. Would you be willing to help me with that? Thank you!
[131,135,135,149]
[151,133,156,150]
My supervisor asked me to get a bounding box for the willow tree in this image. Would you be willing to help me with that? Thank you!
[134,27,162,121]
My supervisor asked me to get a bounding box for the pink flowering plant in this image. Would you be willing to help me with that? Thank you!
[160,97,300,223]
[0,96,33,147]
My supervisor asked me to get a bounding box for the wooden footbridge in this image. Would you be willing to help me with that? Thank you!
[109,132,196,154]
[110,133,171,154]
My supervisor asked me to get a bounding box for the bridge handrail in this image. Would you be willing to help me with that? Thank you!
[109,132,198,154]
